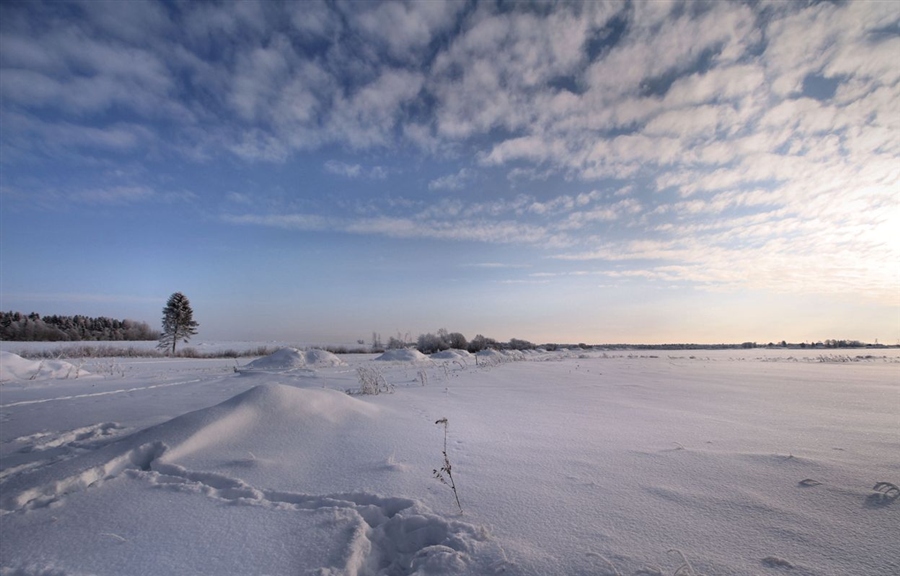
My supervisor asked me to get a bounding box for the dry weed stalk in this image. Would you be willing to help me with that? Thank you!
[668,549,707,576]
[28,361,44,380]
[433,417,462,514]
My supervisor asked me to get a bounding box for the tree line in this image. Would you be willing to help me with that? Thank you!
[369,328,537,355]
[0,311,159,342]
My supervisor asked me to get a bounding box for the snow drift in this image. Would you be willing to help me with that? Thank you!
[374,349,430,362]
[0,351,91,382]
[238,347,344,372]
[430,349,472,360]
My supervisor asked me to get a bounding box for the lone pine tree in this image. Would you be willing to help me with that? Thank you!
[158,292,199,355]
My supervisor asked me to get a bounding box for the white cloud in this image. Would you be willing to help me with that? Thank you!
[3,0,895,170]
[227,130,289,162]
[562,198,643,229]
[663,64,766,108]
[324,161,363,178]
[347,215,556,245]
[225,192,252,205]
[496,278,550,285]
[346,0,466,61]
[481,136,548,166]
[288,0,341,39]
[528,195,574,215]
[222,213,332,232]
[468,262,531,269]
[229,38,292,122]
[431,3,606,139]
[0,111,156,165]
[428,168,474,191]
[75,0,172,44]
[324,160,388,179]
[328,68,425,148]
[553,172,899,304]
[0,23,177,118]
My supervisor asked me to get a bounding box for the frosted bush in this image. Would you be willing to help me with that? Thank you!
[349,366,393,395]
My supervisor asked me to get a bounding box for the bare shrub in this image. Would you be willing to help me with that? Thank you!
[348,366,393,395]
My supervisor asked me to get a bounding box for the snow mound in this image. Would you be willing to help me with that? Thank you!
[375,349,430,362]
[212,383,372,422]
[501,349,527,360]
[240,348,306,370]
[473,348,528,365]
[187,383,376,426]
[0,351,91,381]
[160,383,375,463]
[430,349,472,360]
[302,348,345,367]
[0,384,379,512]
[240,348,344,371]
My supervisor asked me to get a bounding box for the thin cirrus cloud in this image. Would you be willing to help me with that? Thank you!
[0,0,897,341]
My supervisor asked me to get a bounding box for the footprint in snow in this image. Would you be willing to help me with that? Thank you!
[762,556,795,569]
[865,482,899,507]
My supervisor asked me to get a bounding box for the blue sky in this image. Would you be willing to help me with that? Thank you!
[1,0,898,345]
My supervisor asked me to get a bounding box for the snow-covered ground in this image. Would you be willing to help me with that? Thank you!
[1,346,897,575]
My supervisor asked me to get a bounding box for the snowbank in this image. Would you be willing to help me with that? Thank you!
[0,351,90,381]
[474,349,504,359]
[301,348,346,367]
[501,349,527,360]
[430,349,472,360]
[374,348,430,362]
[239,348,344,371]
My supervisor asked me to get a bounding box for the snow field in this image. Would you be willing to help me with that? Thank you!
[0,347,898,575]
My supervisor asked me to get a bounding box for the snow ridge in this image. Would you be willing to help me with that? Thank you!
[0,351,91,382]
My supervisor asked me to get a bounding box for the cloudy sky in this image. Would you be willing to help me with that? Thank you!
[1,0,897,345]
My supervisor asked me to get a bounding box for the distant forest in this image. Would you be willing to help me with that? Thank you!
[0,311,159,342]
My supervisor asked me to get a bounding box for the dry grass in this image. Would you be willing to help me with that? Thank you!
[347,366,393,396]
